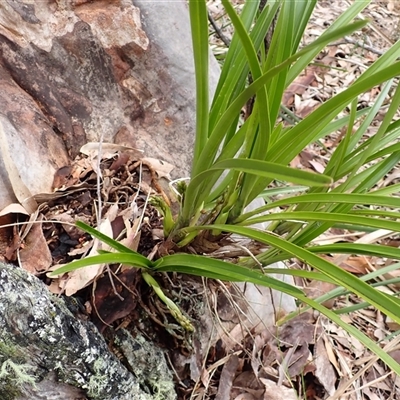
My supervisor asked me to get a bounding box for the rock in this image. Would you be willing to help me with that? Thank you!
[0,262,175,400]
[0,0,220,211]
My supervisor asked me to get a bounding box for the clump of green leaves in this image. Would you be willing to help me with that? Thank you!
[54,0,400,373]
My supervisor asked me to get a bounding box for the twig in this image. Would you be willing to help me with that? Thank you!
[208,11,231,47]
[331,36,385,56]
[96,133,104,224]
[106,265,124,301]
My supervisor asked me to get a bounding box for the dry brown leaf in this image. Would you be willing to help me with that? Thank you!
[308,159,326,174]
[232,370,264,400]
[259,378,298,400]
[63,204,119,295]
[91,268,140,333]
[388,349,400,365]
[296,98,320,119]
[109,152,131,171]
[251,332,271,378]
[362,386,382,400]
[52,165,73,189]
[50,212,86,241]
[118,201,141,256]
[216,354,239,400]
[364,367,393,392]
[68,244,92,257]
[141,157,175,179]
[314,335,337,396]
[19,215,52,275]
[35,181,92,204]
[330,324,365,359]
[339,256,370,274]
[233,394,257,400]
[385,317,400,332]
[282,67,317,107]
[272,316,317,379]
[304,280,337,308]
[80,142,143,159]
[0,203,29,261]
[0,203,29,217]
[0,120,38,214]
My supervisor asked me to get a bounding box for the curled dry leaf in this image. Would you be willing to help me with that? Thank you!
[0,121,38,214]
[80,142,143,159]
[60,204,119,296]
[80,142,142,176]
[216,354,239,400]
[0,203,29,262]
[314,335,337,396]
[19,215,52,275]
[259,378,298,400]
[141,157,175,179]
[233,394,257,400]
[0,203,29,217]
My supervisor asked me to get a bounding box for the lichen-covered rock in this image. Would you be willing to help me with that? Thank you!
[0,262,175,400]
[114,329,176,400]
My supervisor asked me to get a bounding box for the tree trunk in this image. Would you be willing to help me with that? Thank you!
[0,0,220,210]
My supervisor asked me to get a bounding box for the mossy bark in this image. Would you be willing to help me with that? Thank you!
[0,263,175,400]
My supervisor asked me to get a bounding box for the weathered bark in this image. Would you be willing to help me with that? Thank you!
[0,1,222,397]
[0,0,220,210]
[0,262,175,400]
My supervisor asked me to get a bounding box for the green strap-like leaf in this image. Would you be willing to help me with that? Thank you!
[182,159,332,221]
[241,211,400,233]
[50,252,152,276]
[188,0,209,170]
[237,193,400,222]
[188,224,400,326]
[308,243,400,260]
[75,221,143,255]
[155,246,400,375]
[154,253,304,296]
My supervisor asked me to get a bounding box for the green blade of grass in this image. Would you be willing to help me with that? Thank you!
[182,159,332,220]
[241,211,400,233]
[75,221,143,255]
[186,224,400,325]
[196,20,369,175]
[236,193,400,222]
[154,253,303,295]
[286,0,370,85]
[50,252,152,276]
[308,243,400,260]
[189,0,209,170]
[295,296,400,375]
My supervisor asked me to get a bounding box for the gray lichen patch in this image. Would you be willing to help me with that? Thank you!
[114,329,176,400]
[0,341,37,400]
[0,263,167,399]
